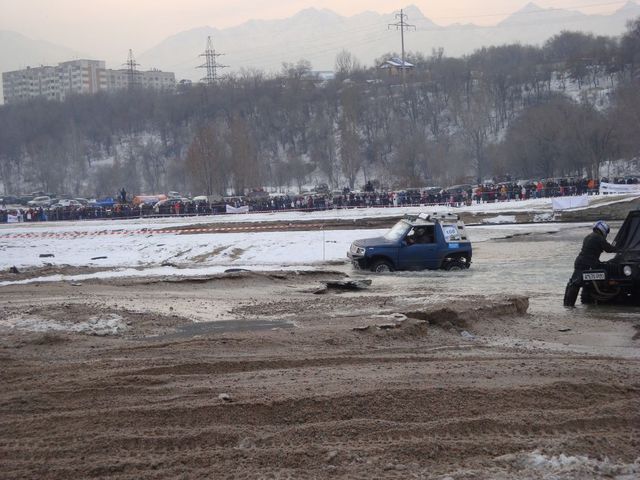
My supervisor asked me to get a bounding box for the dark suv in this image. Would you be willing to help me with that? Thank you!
[347,212,472,272]
[579,210,640,304]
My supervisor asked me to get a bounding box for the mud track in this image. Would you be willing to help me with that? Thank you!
[0,271,639,479]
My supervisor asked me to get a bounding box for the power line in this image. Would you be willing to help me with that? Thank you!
[388,8,416,83]
[198,36,228,84]
[247,2,616,68]
[123,49,140,89]
[227,31,394,68]
[154,0,633,77]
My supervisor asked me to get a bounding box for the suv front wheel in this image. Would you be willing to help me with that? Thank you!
[371,259,394,273]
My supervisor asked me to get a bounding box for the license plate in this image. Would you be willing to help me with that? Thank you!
[583,271,605,281]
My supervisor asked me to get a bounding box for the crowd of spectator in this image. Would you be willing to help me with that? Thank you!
[1,176,638,224]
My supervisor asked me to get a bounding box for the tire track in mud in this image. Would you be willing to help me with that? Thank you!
[2,381,638,479]
[114,353,636,377]
[3,353,637,414]
[1,263,639,479]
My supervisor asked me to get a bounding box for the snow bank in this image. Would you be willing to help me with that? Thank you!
[482,215,516,224]
[1,313,128,336]
[513,450,639,479]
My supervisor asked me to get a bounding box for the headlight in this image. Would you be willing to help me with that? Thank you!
[350,244,365,255]
[623,265,632,277]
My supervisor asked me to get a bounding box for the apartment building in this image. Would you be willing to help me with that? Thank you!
[57,59,106,100]
[2,59,175,104]
[103,69,176,92]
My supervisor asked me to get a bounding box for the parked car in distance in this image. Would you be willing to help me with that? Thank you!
[51,199,83,208]
[90,197,116,208]
[0,196,21,205]
[444,184,473,194]
[27,196,52,207]
[74,198,90,206]
[153,197,191,214]
[132,194,167,206]
[348,212,472,272]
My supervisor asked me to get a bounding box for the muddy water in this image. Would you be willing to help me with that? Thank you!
[351,222,636,322]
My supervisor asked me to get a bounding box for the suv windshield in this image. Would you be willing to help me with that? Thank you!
[384,221,412,242]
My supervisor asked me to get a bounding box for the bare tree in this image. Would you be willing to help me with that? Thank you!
[229,112,259,195]
[335,50,362,78]
[308,115,338,187]
[138,138,166,194]
[460,92,492,183]
[567,104,617,179]
[286,150,314,193]
[621,18,640,78]
[611,82,640,159]
[338,86,363,189]
[185,122,229,196]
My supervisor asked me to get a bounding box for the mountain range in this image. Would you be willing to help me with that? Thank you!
[1,2,639,94]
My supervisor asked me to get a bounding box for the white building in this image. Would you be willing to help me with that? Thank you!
[57,59,106,100]
[2,59,175,104]
[103,69,176,92]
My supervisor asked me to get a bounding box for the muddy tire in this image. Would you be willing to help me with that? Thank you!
[564,285,579,307]
[443,260,466,271]
[371,259,394,273]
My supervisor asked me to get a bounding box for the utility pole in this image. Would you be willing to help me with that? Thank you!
[388,9,415,85]
[198,36,228,85]
[124,49,140,89]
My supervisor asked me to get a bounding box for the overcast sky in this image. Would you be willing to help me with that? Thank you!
[0,0,627,60]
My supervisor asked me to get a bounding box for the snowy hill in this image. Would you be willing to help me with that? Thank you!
[138,2,640,82]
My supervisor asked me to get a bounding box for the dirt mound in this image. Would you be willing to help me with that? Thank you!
[403,295,529,330]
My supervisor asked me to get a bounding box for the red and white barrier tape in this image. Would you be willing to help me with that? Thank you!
[0,223,329,240]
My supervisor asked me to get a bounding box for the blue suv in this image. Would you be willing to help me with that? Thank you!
[347,213,472,272]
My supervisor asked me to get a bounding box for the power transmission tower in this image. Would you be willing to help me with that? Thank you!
[388,9,415,84]
[198,36,228,84]
[124,49,140,89]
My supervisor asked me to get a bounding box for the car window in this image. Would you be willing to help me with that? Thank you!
[384,221,411,242]
[442,224,461,242]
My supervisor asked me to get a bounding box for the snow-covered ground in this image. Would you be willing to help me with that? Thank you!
[1,194,635,285]
[0,223,562,286]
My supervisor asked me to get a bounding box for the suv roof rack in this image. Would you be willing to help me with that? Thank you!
[416,212,460,221]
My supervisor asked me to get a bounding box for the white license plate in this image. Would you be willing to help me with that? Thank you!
[583,271,606,281]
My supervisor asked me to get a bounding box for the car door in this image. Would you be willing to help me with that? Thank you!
[397,226,439,270]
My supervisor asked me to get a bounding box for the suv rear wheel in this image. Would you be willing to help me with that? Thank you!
[371,259,394,273]
[443,259,466,271]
